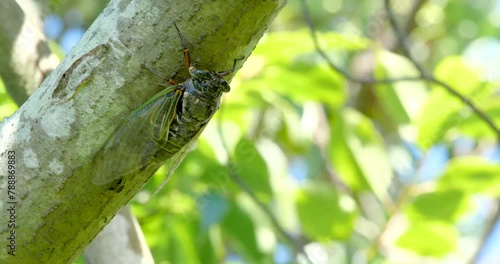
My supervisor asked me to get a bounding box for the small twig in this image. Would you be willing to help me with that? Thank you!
[402,0,427,40]
[470,200,500,264]
[383,0,500,142]
[302,0,500,261]
[216,110,312,263]
[383,0,427,74]
[226,162,298,242]
[384,0,500,261]
[430,77,500,141]
[302,0,500,142]
[300,0,423,85]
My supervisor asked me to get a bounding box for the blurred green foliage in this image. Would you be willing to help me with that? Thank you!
[0,80,17,120]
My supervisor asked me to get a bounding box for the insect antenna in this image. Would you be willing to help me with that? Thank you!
[174,23,192,68]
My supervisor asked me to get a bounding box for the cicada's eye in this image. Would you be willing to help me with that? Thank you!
[221,82,230,93]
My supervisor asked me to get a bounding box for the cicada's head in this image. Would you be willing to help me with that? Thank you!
[189,67,230,94]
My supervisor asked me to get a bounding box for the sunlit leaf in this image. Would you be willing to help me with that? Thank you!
[434,57,482,94]
[457,96,500,140]
[397,221,458,257]
[295,183,358,240]
[329,109,392,204]
[236,30,371,109]
[0,78,18,120]
[253,30,369,65]
[239,60,346,108]
[406,190,470,223]
[375,51,427,124]
[437,156,500,196]
[417,56,484,148]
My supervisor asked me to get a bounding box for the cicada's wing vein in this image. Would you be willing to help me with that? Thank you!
[150,89,182,142]
[91,85,178,185]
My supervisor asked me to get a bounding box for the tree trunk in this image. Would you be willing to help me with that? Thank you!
[0,0,286,263]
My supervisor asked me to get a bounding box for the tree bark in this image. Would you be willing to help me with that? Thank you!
[0,0,286,263]
[1,0,154,262]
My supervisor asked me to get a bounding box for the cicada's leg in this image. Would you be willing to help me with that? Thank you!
[218,56,245,77]
[174,23,191,69]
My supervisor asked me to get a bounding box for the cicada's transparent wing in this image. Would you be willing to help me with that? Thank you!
[150,89,182,142]
[149,122,209,198]
[91,85,180,185]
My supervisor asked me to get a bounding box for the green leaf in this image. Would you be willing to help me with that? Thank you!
[329,109,392,203]
[374,51,427,124]
[416,56,483,148]
[329,111,366,191]
[238,59,346,108]
[143,216,200,264]
[233,138,272,203]
[396,221,458,257]
[253,31,315,64]
[253,30,369,64]
[222,202,264,261]
[295,183,358,240]
[167,218,200,264]
[199,234,218,264]
[406,190,470,223]
[275,61,346,106]
[437,156,500,196]
[0,78,18,120]
[235,30,371,109]
[458,96,500,140]
[434,57,482,94]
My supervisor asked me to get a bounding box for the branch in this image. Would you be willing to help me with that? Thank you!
[227,163,299,246]
[302,0,500,261]
[402,0,428,40]
[216,116,312,263]
[384,1,500,262]
[383,0,500,142]
[300,0,423,85]
[302,0,500,143]
[0,0,285,262]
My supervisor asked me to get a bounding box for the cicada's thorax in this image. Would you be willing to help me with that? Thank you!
[179,77,224,124]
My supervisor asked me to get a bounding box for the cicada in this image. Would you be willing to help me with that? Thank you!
[92,23,243,186]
